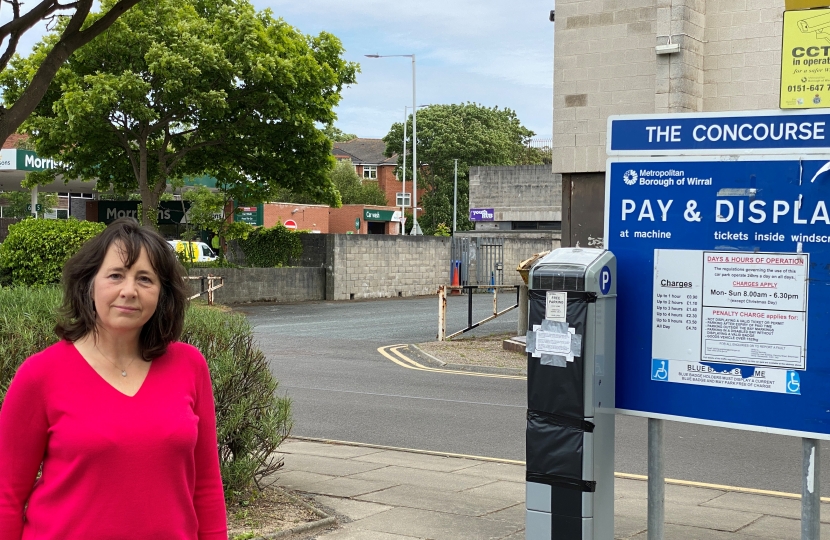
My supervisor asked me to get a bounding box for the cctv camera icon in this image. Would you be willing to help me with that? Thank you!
[798,12,830,42]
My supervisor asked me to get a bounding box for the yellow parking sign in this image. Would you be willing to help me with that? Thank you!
[781,8,830,109]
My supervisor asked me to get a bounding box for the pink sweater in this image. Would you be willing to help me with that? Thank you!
[0,340,227,540]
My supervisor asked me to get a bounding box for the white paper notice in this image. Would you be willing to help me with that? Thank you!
[652,249,809,392]
[536,331,572,355]
[545,291,567,322]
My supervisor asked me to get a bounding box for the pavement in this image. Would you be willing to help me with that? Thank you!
[273,437,830,540]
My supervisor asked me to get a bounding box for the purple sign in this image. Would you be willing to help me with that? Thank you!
[469,208,495,221]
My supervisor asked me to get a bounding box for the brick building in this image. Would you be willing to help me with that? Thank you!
[332,138,423,210]
[262,202,331,232]
[552,0,784,244]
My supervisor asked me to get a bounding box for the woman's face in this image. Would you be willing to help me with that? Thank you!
[92,242,160,337]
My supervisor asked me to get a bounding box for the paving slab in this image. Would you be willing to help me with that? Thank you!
[282,453,387,477]
[459,480,526,503]
[737,514,830,540]
[301,476,401,498]
[347,465,493,492]
[352,450,482,472]
[498,531,526,540]
[316,526,423,540]
[663,500,762,532]
[341,506,523,540]
[281,439,386,459]
[269,469,334,490]
[313,495,393,521]
[613,514,647,539]
[356,484,517,517]
[483,502,525,523]
[453,461,526,483]
[615,477,725,505]
[627,523,766,540]
[701,492,803,520]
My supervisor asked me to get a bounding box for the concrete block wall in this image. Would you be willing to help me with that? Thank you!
[468,165,563,222]
[187,267,325,304]
[327,234,451,300]
[456,233,562,286]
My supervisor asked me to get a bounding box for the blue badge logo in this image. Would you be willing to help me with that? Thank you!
[599,266,612,295]
[652,359,669,382]
[786,371,801,395]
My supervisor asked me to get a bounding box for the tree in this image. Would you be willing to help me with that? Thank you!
[0,190,57,218]
[2,0,358,226]
[0,0,142,145]
[322,124,356,142]
[330,160,387,206]
[383,103,536,234]
[180,184,252,260]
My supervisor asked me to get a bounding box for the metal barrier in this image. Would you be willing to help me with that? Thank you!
[437,284,520,341]
[185,275,224,306]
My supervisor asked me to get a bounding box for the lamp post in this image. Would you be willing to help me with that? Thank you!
[365,53,421,235]
[401,104,429,235]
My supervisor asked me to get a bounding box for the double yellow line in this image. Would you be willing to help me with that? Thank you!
[377,344,526,380]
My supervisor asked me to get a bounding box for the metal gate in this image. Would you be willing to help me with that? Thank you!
[476,237,504,286]
[450,236,504,286]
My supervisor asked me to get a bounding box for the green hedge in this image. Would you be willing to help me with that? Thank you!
[236,223,302,267]
[0,219,106,286]
[0,286,291,495]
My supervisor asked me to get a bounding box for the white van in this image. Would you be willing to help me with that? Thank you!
[167,240,218,262]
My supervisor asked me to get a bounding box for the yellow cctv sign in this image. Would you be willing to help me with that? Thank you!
[781,8,830,109]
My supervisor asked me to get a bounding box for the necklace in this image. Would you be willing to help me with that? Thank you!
[95,343,138,377]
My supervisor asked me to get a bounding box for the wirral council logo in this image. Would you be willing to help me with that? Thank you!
[623,169,638,185]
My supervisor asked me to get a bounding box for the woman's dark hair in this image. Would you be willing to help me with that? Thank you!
[56,217,190,360]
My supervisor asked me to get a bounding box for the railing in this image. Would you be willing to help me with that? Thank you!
[185,275,224,306]
[437,284,520,341]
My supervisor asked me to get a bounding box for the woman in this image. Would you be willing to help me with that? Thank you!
[0,218,227,540]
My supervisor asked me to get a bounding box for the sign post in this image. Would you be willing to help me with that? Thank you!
[607,110,830,539]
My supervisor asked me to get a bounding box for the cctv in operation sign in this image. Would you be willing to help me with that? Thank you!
[781,8,830,109]
[607,110,830,439]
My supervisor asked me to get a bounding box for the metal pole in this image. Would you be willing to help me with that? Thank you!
[31,185,38,219]
[438,285,446,341]
[410,54,420,235]
[518,284,529,336]
[802,438,820,540]
[468,287,473,329]
[402,106,407,235]
[648,418,664,540]
[453,159,458,233]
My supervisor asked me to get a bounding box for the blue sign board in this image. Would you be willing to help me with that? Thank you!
[608,110,830,155]
[607,111,830,438]
[469,208,495,221]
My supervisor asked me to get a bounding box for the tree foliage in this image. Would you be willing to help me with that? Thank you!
[383,103,536,234]
[0,190,57,218]
[331,160,387,206]
[322,124,356,142]
[0,0,141,145]
[2,0,358,226]
[180,185,253,259]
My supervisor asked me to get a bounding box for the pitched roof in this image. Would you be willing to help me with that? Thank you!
[332,138,397,165]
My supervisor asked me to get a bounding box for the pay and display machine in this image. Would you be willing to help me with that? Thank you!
[525,248,616,540]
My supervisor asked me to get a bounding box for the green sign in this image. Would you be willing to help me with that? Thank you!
[26,204,43,212]
[97,201,190,225]
[355,217,360,230]
[234,204,263,226]
[363,209,395,221]
[18,150,62,171]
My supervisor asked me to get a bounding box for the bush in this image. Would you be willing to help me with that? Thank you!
[0,218,106,286]
[236,223,302,267]
[0,287,291,496]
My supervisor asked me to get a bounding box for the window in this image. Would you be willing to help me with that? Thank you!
[396,192,411,207]
[363,166,377,180]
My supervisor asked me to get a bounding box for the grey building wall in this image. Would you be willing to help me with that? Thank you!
[187,267,325,304]
[468,165,562,222]
[552,0,784,174]
[69,197,87,220]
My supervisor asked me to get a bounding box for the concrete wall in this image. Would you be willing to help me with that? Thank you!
[326,234,451,300]
[187,267,325,304]
[468,165,563,222]
[455,232,562,286]
[552,0,784,174]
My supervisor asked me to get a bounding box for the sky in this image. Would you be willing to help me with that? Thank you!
[6,0,555,141]
[256,0,555,140]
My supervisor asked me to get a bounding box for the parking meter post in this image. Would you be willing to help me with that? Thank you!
[647,418,665,540]
[438,286,447,341]
[802,438,820,540]
[468,287,473,329]
[525,248,616,539]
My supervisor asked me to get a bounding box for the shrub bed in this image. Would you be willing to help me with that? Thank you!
[0,286,290,496]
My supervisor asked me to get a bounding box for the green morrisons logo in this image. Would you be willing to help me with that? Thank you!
[19,150,62,171]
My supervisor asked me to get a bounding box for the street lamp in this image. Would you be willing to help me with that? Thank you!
[365,53,422,235]
[401,104,429,235]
